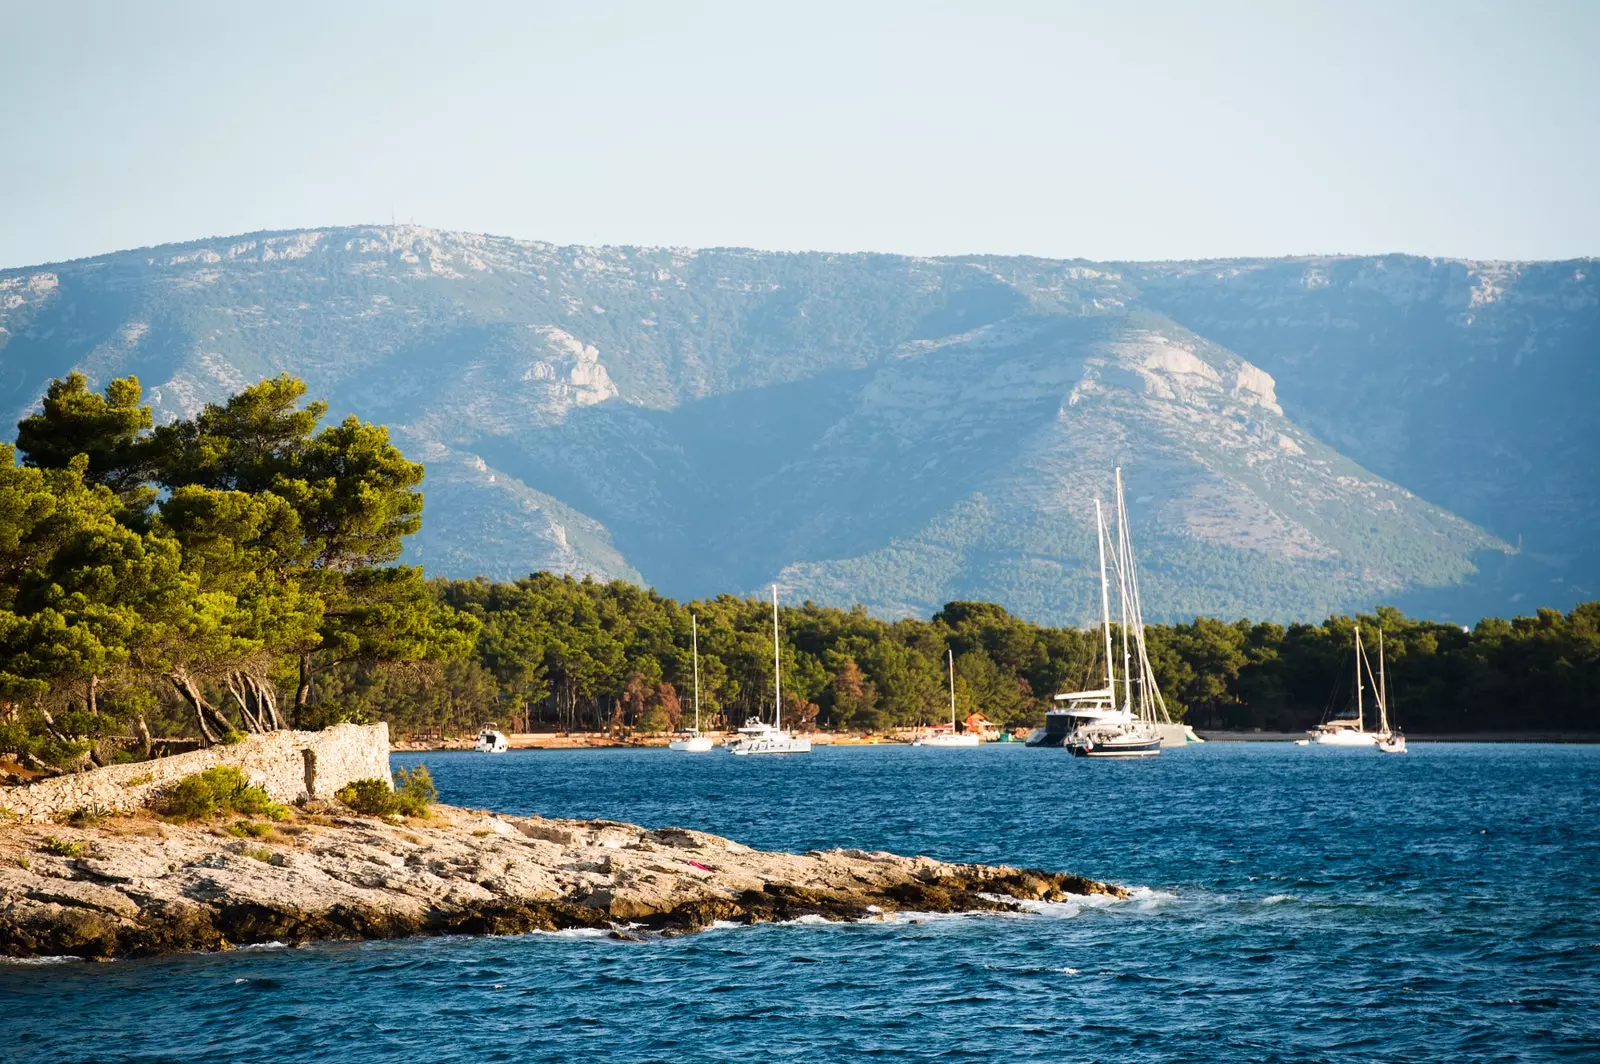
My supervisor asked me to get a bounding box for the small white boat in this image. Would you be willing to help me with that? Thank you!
[727,586,812,756]
[1373,630,1407,754]
[669,614,715,752]
[727,717,813,755]
[473,725,509,753]
[1305,626,1405,752]
[914,649,980,747]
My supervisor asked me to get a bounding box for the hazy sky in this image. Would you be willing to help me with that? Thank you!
[1,1,1596,267]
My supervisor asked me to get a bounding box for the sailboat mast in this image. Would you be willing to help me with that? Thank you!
[1095,499,1115,700]
[1354,625,1364,732]
[1378,629,1388,734]
[948,648,957,728]
[771,584,782,731]
[692,613,701,732]
[1116,470,1132,715]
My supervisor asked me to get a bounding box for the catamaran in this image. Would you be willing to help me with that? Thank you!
[669,614,715,752]
[728,585,813,756]
[1305,626,1406,752]
[1029,469,1166,757]
[914,649,982,747]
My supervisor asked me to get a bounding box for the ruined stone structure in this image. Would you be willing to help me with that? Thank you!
[0,723,390,823]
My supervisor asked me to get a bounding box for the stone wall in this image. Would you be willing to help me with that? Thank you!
[0,723,390,823]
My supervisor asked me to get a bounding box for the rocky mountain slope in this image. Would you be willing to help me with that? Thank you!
[3,227,1592,623]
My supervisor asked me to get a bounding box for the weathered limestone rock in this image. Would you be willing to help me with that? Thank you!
[0,805,1126,959]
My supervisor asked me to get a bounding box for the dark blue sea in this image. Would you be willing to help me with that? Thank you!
[4,743,1597,1063]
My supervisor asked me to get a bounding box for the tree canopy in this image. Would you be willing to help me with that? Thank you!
[1,374,474,771]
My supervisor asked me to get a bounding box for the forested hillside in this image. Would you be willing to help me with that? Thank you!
[5,228,1591,623]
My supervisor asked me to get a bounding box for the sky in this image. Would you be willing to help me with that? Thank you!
[1,1,1596,268]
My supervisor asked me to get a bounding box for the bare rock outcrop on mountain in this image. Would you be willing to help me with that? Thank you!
[4,228,1590,622]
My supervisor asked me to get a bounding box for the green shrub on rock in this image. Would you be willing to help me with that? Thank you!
[335,778,395,816]
[335,764,436,818]
[394,765,436,816]
[39,837,89,858]
[152,766,289,822]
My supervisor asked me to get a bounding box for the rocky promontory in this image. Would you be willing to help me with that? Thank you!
[0,805,1125,960]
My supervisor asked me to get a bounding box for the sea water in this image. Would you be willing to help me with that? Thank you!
[3,743,1596,1062]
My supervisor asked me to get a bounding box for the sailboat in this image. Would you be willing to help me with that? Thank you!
[1034,469,1165,757]
[727,586,813,756]
[1306,626,1406,751]
[1375,629,1407,754]
[669,614,715,752]
[914,649,982,747]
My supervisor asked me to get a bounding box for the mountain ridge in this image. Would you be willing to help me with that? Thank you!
[4,225,1592,623]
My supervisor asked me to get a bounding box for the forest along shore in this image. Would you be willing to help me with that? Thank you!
[0,806,1124,960]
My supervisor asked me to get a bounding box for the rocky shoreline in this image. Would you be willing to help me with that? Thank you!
[0,805,1125,960]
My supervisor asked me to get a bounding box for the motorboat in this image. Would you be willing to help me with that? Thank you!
[914,649,981,747]
[727,585,813,756]
[473,725,509,753]
[669,614,716,752]
[727,717,813,755]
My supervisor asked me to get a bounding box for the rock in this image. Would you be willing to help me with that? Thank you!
[0,805,1127,960]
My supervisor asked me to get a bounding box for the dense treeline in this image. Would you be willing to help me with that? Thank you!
[321,574,1600,739]
[4,374,1596,779]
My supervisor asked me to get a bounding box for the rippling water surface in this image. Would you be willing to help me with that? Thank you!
[4,743,1598,1062]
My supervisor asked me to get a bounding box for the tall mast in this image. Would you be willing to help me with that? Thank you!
[1377,629,1388,735]
[771,584,782,731]
[1095,499,1115,700]
[692,613,701,733]
[948,648,957,728]
[1354,625,1364,732]
[1116,470,1132,716]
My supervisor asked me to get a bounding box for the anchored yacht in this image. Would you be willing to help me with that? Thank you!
[915,649,981,747]
[1029,470,1166,758]
[669,614,715,752]
[473,725,509,753]
[1306,626,1407,752]
[728,586,813,756]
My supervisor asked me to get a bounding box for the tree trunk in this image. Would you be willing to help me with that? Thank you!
[225,673,266,733]
[169,670,232,745]
[294,652,314,726]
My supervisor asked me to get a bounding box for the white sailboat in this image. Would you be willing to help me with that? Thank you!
[914,649,981,747]
[1306,626,1406,751]
[669,614,715,752]
[1062,470,1164,758]
[1375,630,1407,754]
[728,585,813,756]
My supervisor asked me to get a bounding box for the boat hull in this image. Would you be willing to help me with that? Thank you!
[669,736,714,752]
[728,739,812,756]
[1068,737,1162,758]
[915,734,980,747]
[1308,730,1377,747]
